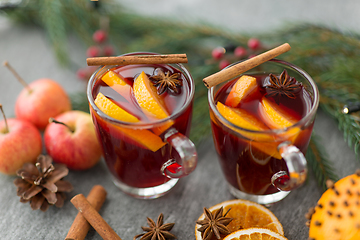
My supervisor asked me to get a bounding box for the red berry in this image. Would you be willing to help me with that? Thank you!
[76,68,87,80]
[103,45,114,56]
[212,47,225,60]
[234,46,247,58]
[93,30,107,43]
[247,38,261,50]
[86,46,101,57]
[219,59,230,69]
[248,54,256,59]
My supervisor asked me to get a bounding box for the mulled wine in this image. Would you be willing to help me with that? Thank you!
[208,59,319,204]
[87,53,196,198]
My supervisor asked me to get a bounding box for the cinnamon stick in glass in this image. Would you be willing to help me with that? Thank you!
[87,53,188,66]
[65,185,107,240]
[203,43,291,88]
[70,194,122,240]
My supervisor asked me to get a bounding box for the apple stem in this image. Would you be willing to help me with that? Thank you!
[0,104,9,134]
[49,118,75,133]
[3,61,32,94]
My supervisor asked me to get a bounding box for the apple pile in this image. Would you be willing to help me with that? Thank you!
[0,61,102,175]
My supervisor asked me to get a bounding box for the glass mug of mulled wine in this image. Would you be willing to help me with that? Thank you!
[208,59,319,205]
[87,52,197,199]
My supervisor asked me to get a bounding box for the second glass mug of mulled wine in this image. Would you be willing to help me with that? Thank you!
[208,59,319,205]
[87,52,197,199]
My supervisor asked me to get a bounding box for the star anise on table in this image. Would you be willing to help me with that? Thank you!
[149,69,182,95]
[196,207,233,240]
[264,69,302,104]
[133,213,177,240]
[13,155,73,212]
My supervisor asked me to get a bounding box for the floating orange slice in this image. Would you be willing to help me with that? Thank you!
[223,228,288,240]
[259,96,301,141]
[94,92,139,123]
[101,70,132,102]
[133,71,173,134]
[216,102,281,159]
[225,75,258,107]
[195,199,284,240]
[94,92,166,152]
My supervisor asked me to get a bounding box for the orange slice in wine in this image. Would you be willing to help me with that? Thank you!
[94,92,166,152]
[259,96,301,141]
[101,70,132,102]
[216,102,281,159]
[225,75,258,107]
[133,71,173,134]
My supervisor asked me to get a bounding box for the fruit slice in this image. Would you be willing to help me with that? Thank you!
[259,96,301,141]
[223,228,288,240]
[133,71,173,134]
[101,70,132,102]
[94,92,166,152]
[225,75,258,107]
[134,71,169,119]
[308,172,360,240]
[216,102,281,159]
[195,199,284,240]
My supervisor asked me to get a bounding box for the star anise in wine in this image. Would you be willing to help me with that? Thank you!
[265,69,302,104]
[133,213,177,240]
[196,207,233,240]
[149,69,182,95]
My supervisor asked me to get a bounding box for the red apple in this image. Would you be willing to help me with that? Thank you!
[15,78,72,130]
[44,110,102,170]
[0,105,42,175]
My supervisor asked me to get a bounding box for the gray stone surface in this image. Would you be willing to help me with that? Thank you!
[1,5,360,240]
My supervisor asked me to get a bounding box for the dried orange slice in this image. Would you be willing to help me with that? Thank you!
[223,228,288,240]
[216,102,281,159]
[225,75,258,107]
[308,172,360,240]
[133,71,173,134]
[94,92,166,152]
[101,70,132,102]
[195,199,284,240]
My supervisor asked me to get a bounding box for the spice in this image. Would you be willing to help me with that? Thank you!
[196,207,233,240]
[202,43,291,88]
[264,69,302,104]
[86,54,188,66]
[70,194,122,240]
[149,69,182,95]
[133,213,176,240]
[65,185,107,240]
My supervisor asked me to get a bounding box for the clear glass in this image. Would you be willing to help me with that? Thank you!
[208,59,319,205]
[87,52,197,199]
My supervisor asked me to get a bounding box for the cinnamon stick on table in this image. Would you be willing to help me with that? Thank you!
[65,185,107,240]
[203,43,291,88]
[87,53,188,66]
[70,194,122,240]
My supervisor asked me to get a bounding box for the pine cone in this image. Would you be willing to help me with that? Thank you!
[13,155,73,212]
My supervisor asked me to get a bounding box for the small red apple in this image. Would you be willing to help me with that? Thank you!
[44,110,102,170]
[4,61,72,130]
[15,78,72,130]
[0,105,42,175]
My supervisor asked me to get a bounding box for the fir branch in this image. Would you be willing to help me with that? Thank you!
[306,134,339,190]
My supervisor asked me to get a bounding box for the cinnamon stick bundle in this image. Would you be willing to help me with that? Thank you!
[65,185,107,240]
[70,194,122,240]
[87,53,188,66]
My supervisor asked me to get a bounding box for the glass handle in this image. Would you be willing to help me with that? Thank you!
[271,142,307,191]
[161,128,197,178]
